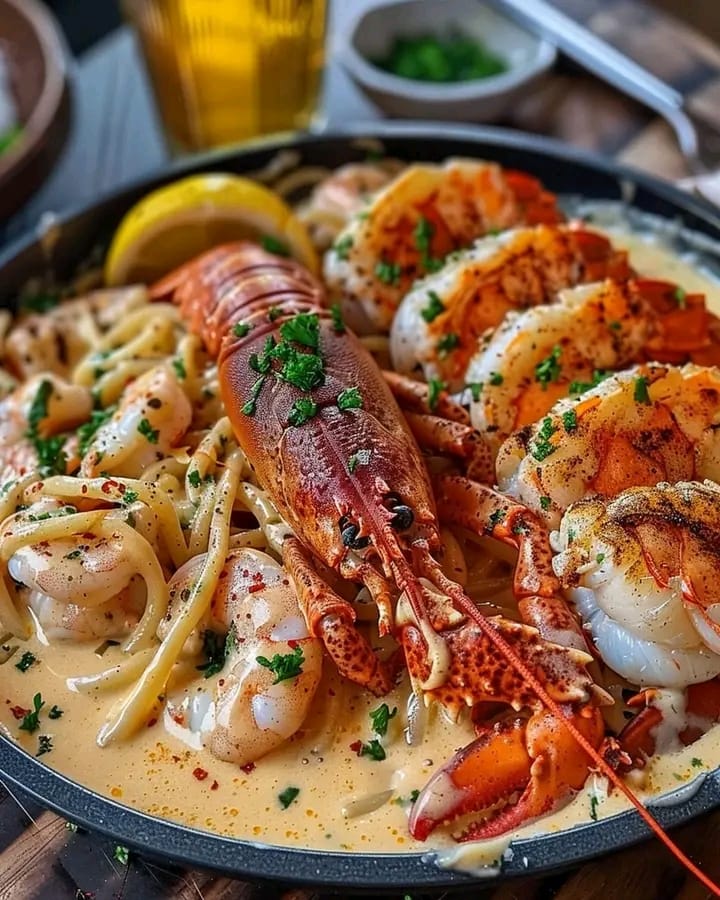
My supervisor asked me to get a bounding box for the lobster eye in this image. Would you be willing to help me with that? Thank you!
[338,515,371,550]
[383,493,415,532]
[390,505,414,531]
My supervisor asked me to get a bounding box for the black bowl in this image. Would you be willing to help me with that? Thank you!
[2,123,720,892]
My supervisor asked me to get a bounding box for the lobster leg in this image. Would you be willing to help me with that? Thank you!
[383,370,471,424]
[433,473,590,652]
[403,412,494,483]
[620,679,720,766]
[283,537,394,695]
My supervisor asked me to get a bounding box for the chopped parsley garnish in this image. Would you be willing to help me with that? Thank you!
[589,795,599,821]
[36,735,53,756]
[256,645,305,683]
[137,418,159,444]
[608,320,622,331]
[287,397,318,427]
[436,332,459,357]
[196,628,236,679]
[27,379,52,438]
[77,407,115,455]
[531,417,558,462]
[413,216,442,271]
[337,387,363,410]
[267,306,283,322]
[562,410,578,433]
[421,291,445,323]
[19,693,44,733]
[375,260,402,285]
[466,382,482,402]
[278,786,300,809]
[172,357,187,380]
[188,470,202,489]
[64,549,81,560]
[15,651,37,672]
[273,343,325,391]
[487,508,505,531]
[414,215,433,256]
[242,376,266,416]
[369,703,397,736]
[489,372,503,386]
[35,437,67,477]
[48,705,63,720]
[261,234,289,256]
[25,382,67,476]
[20,291,60,314]
[113,845,130,865]
[633,375,651,405]
[568,370,610,396]
[250,337,277,374]
[280,312,320,350]
[359,739,386,761]
[692,757,704,768]
[596,553,605,564]
[233,321,251,338]
[539,496,551,511]
[675,286,687,309]
[348,449,371,474]
[427,378,446,412]
[333,234,354,260]
[330,303,346,333]
[535,345,562,390]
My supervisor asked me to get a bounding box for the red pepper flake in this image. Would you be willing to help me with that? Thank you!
[349,740,362,753]
[10,706,29,720]
[81,484,88,494]
[146,717,158,728]
[101,479,120,495]
[287,639,299,649]
[241,762,256,774]
[171,710,185,725]
[210,780,219,791]
[193,767,209,781]
[247,582,266,594]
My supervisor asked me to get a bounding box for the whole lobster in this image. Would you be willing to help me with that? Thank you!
[152,241,716,893]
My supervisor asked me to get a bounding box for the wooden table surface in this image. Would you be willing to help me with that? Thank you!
[2,2,720,899]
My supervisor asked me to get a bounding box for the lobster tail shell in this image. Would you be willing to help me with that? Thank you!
[150,242,325,357]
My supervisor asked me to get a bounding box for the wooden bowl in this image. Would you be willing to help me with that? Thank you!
[0,0,71,221]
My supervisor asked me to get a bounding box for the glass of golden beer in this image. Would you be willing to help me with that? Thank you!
[123,0,328,153]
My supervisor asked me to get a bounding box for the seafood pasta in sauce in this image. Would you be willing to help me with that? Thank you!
[2,160,720,879]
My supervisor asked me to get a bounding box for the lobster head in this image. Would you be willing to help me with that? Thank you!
[274,395,441,575]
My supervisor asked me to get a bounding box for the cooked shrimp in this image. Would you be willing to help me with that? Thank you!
[81,364,192,478]
[5,286,148,380]
[467,279,667,453]
[0,374,92,483]
[6,499,158,610]
[162,549,323,766]
[390,224,632,388]
[27,580,146,643]
[552,481,720,687]
[497,363,720,528]
[299,161,403,250]
[325,159,562,334]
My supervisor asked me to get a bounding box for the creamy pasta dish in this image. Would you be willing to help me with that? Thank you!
[2,157,720,876]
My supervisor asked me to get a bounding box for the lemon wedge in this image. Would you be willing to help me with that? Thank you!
[105,173,318,285]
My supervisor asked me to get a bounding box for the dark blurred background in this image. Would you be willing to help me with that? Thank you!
[39,0,720,57]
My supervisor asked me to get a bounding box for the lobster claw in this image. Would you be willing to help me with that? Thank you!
[409,706,605,842]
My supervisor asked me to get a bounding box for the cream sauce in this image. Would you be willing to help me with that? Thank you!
[3,219,720,873]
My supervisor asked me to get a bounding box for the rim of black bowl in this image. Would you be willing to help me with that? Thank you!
[2,122,720,892]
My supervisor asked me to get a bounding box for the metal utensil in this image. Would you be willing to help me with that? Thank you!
[490,0,720,173]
